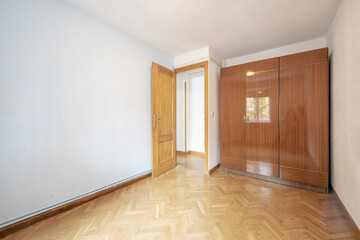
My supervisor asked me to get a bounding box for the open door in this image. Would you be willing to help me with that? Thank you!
[152,62,176,177]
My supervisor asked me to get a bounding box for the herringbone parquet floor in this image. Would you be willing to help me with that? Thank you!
[3,154,359,240]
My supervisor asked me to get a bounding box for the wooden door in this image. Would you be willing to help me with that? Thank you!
[245,58,279,177]
[152,62,176,177]
[220,64,247,171]
[279,48,329,187]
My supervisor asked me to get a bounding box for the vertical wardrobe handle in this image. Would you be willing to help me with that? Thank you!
[281,116,285,123]
[243,116,246,122]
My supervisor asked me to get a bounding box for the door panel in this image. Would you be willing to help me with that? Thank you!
[245,58,279,177]
[158,140,173,163]
[152,63,176,177]
[279,48,329,187]
[158,73,173,136]
[279,67,306,170]
[220,65,247,171]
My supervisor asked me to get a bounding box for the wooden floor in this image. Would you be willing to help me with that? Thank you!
[3,154,359,239]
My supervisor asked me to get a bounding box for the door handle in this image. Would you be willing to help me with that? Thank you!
[153,114,161,128]
[243,116,246,122]
[281,116,285,123]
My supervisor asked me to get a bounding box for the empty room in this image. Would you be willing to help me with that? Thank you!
[0,0,359,239]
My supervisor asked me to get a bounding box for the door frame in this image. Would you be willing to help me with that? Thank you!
[174,61,209,174]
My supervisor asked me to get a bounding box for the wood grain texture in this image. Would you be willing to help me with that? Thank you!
[280,48,328,69]
[220,63,247,78]
[246,160,278,177]
[279,48,329,187]
[176,151,187,155]
[220,58,279,178]
[280,166,328,188]
[220,64,247,172]
[152,62,176,177]
[221,48,329,190]
[174,61,206,73]
[245,58,279,177]
[220,156,247,171]
[221,166,328,193]
[3,155,358,240]
[0,173,151,239]
[246,57,279,72]
[176,151,204,157]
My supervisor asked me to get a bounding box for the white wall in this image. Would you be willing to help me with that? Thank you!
[327,0,360,228]
[174,46,223,69]
[208,60,221,169]
[223,37,327,67]
[0,0,173,227]
[187,71,205,153]
[174,47,210,68]
[176,73,186,151]
[176,71,205,153]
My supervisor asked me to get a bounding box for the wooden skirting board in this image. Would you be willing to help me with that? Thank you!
[176,151,205,157]
[176,151,187,155]
[331,186,360,236]
[209,163,220,175]
[0,172,152,238]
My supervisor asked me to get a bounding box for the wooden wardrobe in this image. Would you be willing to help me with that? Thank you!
[220,48,329,192]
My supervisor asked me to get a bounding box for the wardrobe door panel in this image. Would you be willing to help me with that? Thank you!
[279,48,329,187]
[245,58,279,177]
[220,65,247,171]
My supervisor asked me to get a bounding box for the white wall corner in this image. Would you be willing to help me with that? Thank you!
[326,0,360,228]
[209,47,223,67]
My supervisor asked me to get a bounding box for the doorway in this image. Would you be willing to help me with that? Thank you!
[175,61,208,173]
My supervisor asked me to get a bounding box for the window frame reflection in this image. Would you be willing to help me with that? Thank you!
[246,90,270,123]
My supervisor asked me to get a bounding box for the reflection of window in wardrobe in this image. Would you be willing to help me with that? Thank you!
[246,96,270,122]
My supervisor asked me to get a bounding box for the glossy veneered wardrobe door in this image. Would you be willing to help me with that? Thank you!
[279,48,329,187]
[220,65,247,171]
[245,58,279,177]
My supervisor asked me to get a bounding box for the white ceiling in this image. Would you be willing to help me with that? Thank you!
[67,0,341,59]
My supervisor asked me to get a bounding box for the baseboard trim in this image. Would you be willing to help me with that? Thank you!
[176,150,187,155]
[331,186,360,236]
[176,151,205,157]
[0,171,152,238]
[188,151,205,157]
[209,163,220,175]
